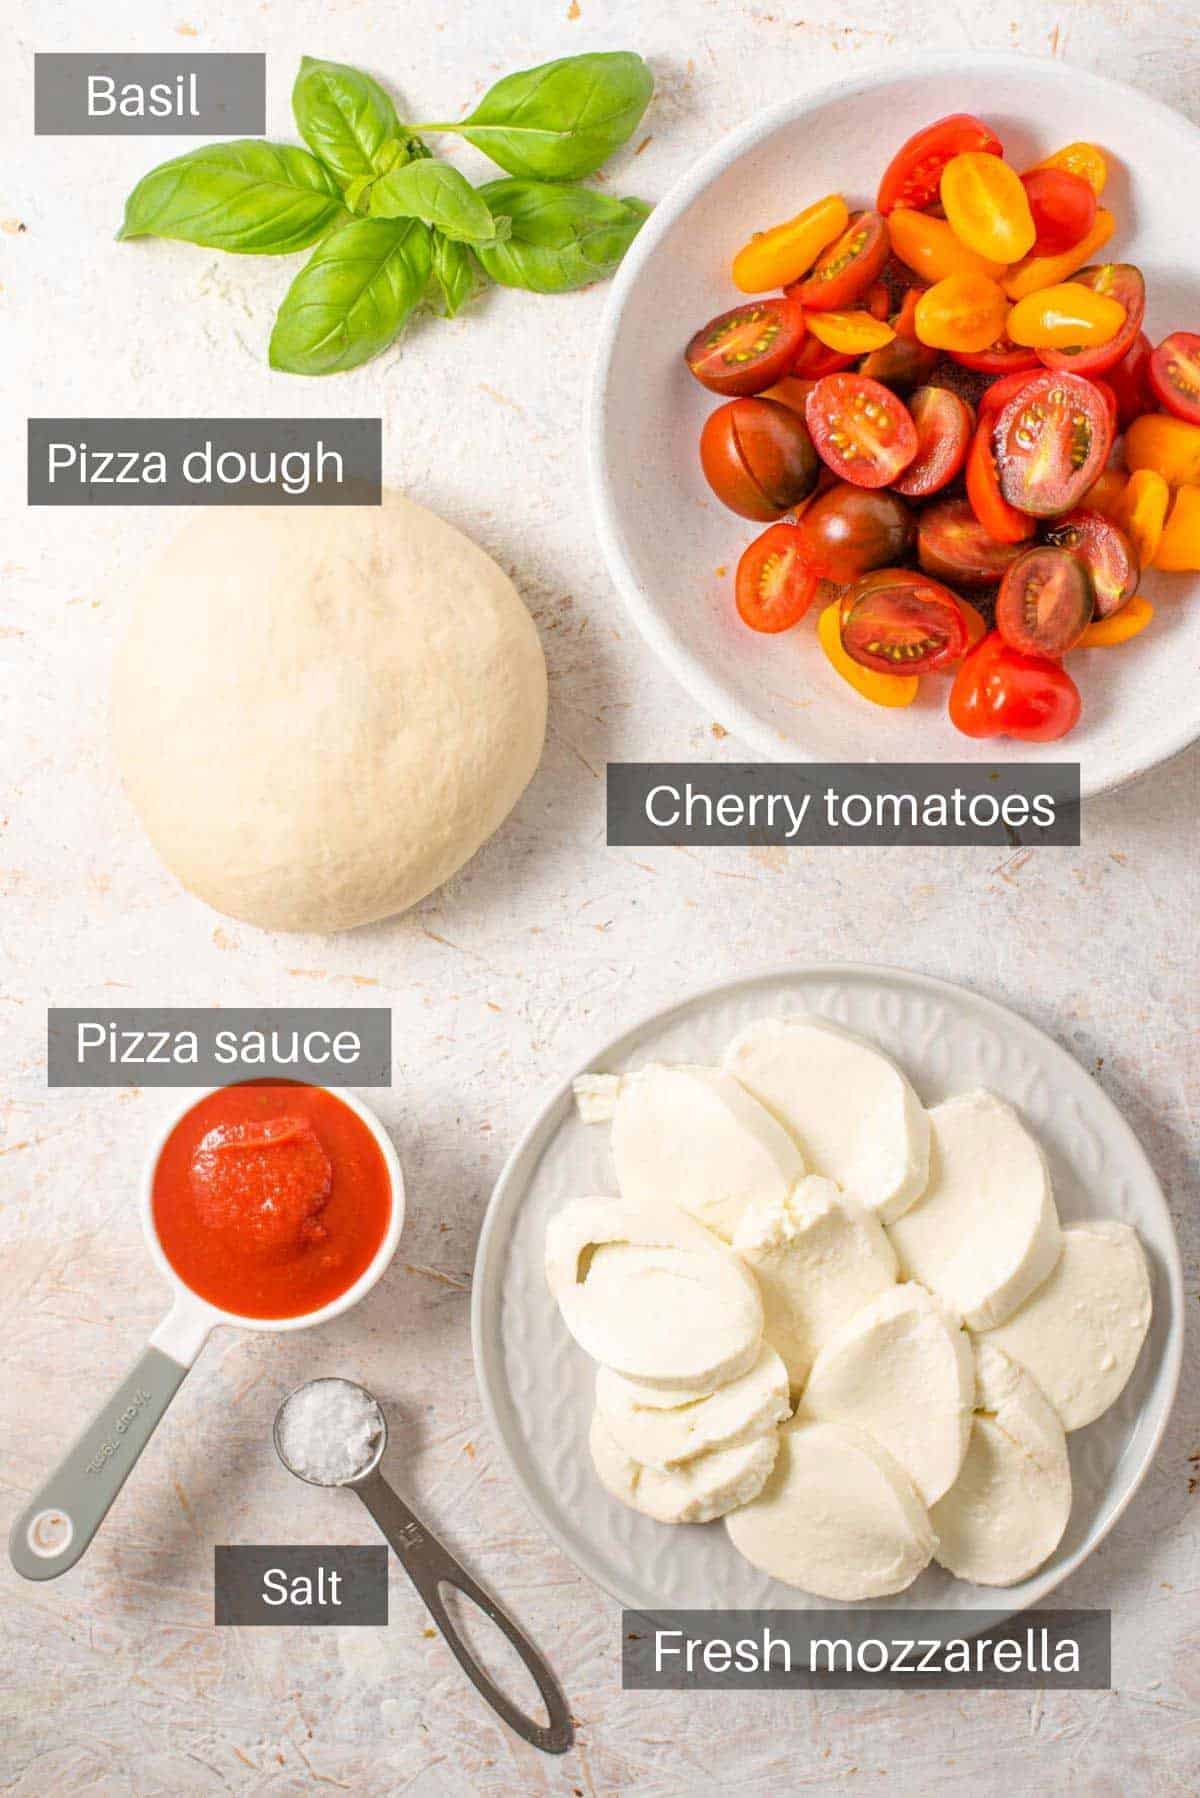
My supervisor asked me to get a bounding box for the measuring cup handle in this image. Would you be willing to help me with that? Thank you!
[355,1471,574,1756]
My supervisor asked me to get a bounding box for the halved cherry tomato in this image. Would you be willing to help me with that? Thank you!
[805,374,919,489]
[995,546,1093,655]
[1148,333,1200,427]
[864,282,892,321]
[801,483,915,582]
[993,371,1113,518]
[1019,167,1097,255]
[1106,332,1154,428]
[699,397,820,519]
[1042,509,1139,617]
[1008,282,1127,350]
[791,333,856,379]
[918,495,1027,586]
[761,375,818,414]
[684,296,808,396]
[1077,592,1154,645]
[877,114,1003,215]
[1125,413,1200,488]
[817,599,919,705]
[888,209,1006,285]
[789,211,891,312]
[950,329,1040,375]
[735,522,822,631]
[806,310,895,354]
[1029,142,1108,198]
[1038,264,1145,376]
[914,272,1008,353]
[1152,484,1200,571]
[1003,208,1115,300]
[1082,468,1127,519]
[859,333,940,390]
[1113,468,1170,566]
[892,386,973,497]
[840,569,968,673]
[949,630,1082,740]
[964,371,1041,544]
[732,194,849,293]
[941,152,1036,263]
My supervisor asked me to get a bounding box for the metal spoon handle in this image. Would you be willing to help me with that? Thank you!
[353,1469,573,1755]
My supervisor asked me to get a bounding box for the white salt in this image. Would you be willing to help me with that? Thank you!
[276,1379,384,1486]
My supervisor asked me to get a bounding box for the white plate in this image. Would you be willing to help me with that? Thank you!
[589,54,1200,798]
[472,965,1182,1620]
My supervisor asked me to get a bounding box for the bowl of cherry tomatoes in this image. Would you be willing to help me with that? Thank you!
[589,54,1200,793]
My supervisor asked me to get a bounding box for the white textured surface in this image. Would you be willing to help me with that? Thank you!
[3,1,1199,1794]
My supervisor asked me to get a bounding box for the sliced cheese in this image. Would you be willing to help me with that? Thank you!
[545,1196,763,1389]
[725,1417,934,1600]
[930,1343,1071,1586]
[800,1283,974,1504]
[887,1091,1062,1329]
[732,1176,898,1389]
[980,1221,1152,1430]
[612,1063,804,1239]
[596,1343,791,1470]
[589,1410,778,1523]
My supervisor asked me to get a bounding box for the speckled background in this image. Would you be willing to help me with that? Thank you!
[2,1,1198,1793]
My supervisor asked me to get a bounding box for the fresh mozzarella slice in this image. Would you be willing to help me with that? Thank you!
[611,1063,804,1240]
[800,1283,974,1504]
[887,1091,1062,1329]
[589,1411,778,1523]
[930,1344,1071,1586]
[545,1197,763,1390]
[732,1176,898,1389]
[980,1221,1152,1431]
[725,1417,934,1600]
[596,1344,791,1470]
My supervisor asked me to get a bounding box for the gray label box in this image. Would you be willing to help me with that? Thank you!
[35,53,266,136]
[216,1546,388,1625]
[47,1008,392,1087]
[28,419,382,506]
[608,762,1081,847]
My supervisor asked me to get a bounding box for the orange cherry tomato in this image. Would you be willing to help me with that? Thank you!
[1082,468,1128,519]
[1029,142,1108,198]
[1152,484,1200,571]
[877,114,1003,214]
[1003,208,1115,299]
[760,375,818,414]
[1113,468,1170,565]
[940,152,1036,263]
[735,522,822,631]
[806,310,895,354]
[888,208,1006,285]
[913,272,1008,353]
[788,211,891,312]
[816,599,919,706]
[1007,282,1127,349]
[1125,413,1200,489]
[1038,265,1145,376]
[1020,168,1097,255]
[731,193,849,293]
[1077,593,1153,646]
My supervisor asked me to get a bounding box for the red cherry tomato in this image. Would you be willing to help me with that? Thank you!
[964,371,1041,544]
[1148,332,1200,427]
[877,114,1003,215]
[994,371,1113,518]
[1042,509,1139,617]
[684,296,808,396]
[840,570,968,673]
[735,522,822,632]
[788,211,891,312]
[917,495,1027,587]
[949,630,1082,741]
[1038,264,1145,377]
[700,397,820,520]
[950,331,1041,376]
[994,546,1093,656]
[892,386,974,497]
[801,483,916,583]
[1106,332,1154,428]
[1019,167,1097,255]
[805,374,919,488]
[791,333,857,379]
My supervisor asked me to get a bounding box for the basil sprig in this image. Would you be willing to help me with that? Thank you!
[118,50,654,375]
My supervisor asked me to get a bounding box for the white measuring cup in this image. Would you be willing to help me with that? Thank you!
[8,1086,404,1582]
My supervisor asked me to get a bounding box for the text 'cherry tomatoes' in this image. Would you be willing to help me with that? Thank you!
[949,631,1082,741]
[918,495,1027,587]
[1148,332,1200,427]
[801,482,916,583]
[789,211,890,312]
[893,386,973,497]
[1042,509,1139,617]
[700,397,820,519]
[685,297,808,396]
[1038,263,1145,376]
[877,114,1003,215]
[735,522,821,632]
[994,371,1113,518]
[805,374,919,489]
[840,569,968,673]
[995,546,1093,656]
[1019,167,1098,255]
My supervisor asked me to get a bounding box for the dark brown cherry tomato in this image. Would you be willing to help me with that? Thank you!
[994,371,1113,518]
[1039,264,1146,377]
[699,397,820,520]
[949,631,1082,741]
[892,386,973,497]
[859,335,940,391]
[685,296,808,396]
[801,483,916,583]
[788,212,890,312]
[877,114,1003,214]
[1020,167,1097,255]
[917,496,1027,587]
[995,546,1093,656]
[1042,508,1139,617]
[735,522,822,632]
[1148,332,1200,427]
[841,569,968,673]
[1106,332,1154,428]
[805,374,919,489]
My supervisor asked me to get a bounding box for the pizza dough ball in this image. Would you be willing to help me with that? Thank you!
[112,496,547,932]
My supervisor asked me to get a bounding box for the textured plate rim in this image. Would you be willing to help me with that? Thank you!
[586,50,1200,801]
[471,961,1184,1617]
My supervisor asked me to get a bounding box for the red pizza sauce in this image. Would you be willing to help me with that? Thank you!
[152,1081,392,1319]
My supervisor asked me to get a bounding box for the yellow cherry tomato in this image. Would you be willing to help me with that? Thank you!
[1082,469,1127,520]
[1077,593,1154,646]
[817,601,919,707]
[732,194,850,293]
[806,310,895,354]
[1126,413,1200,488]
[1007,281,1126,349]
[1152,484,1200,571]
[1004,208,1115,300]
[1114,468,1170,566]
[887,208,1006,285]
[940,151,1036,263]
[1030,142,1109,197]
[914,273,1009,353]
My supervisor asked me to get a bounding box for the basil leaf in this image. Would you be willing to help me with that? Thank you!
[269,217,431,375]
[416,52,652,180]
[118,141,346,255]
[427,234,485,318]
[369,161,500,243]
[474,180,649,292]
[292,56,408,185]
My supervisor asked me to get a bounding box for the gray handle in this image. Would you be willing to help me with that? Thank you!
[354,1469,573,1755]
[9,1345,190,1581]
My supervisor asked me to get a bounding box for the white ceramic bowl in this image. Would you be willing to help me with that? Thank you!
[589,54,1200,797]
